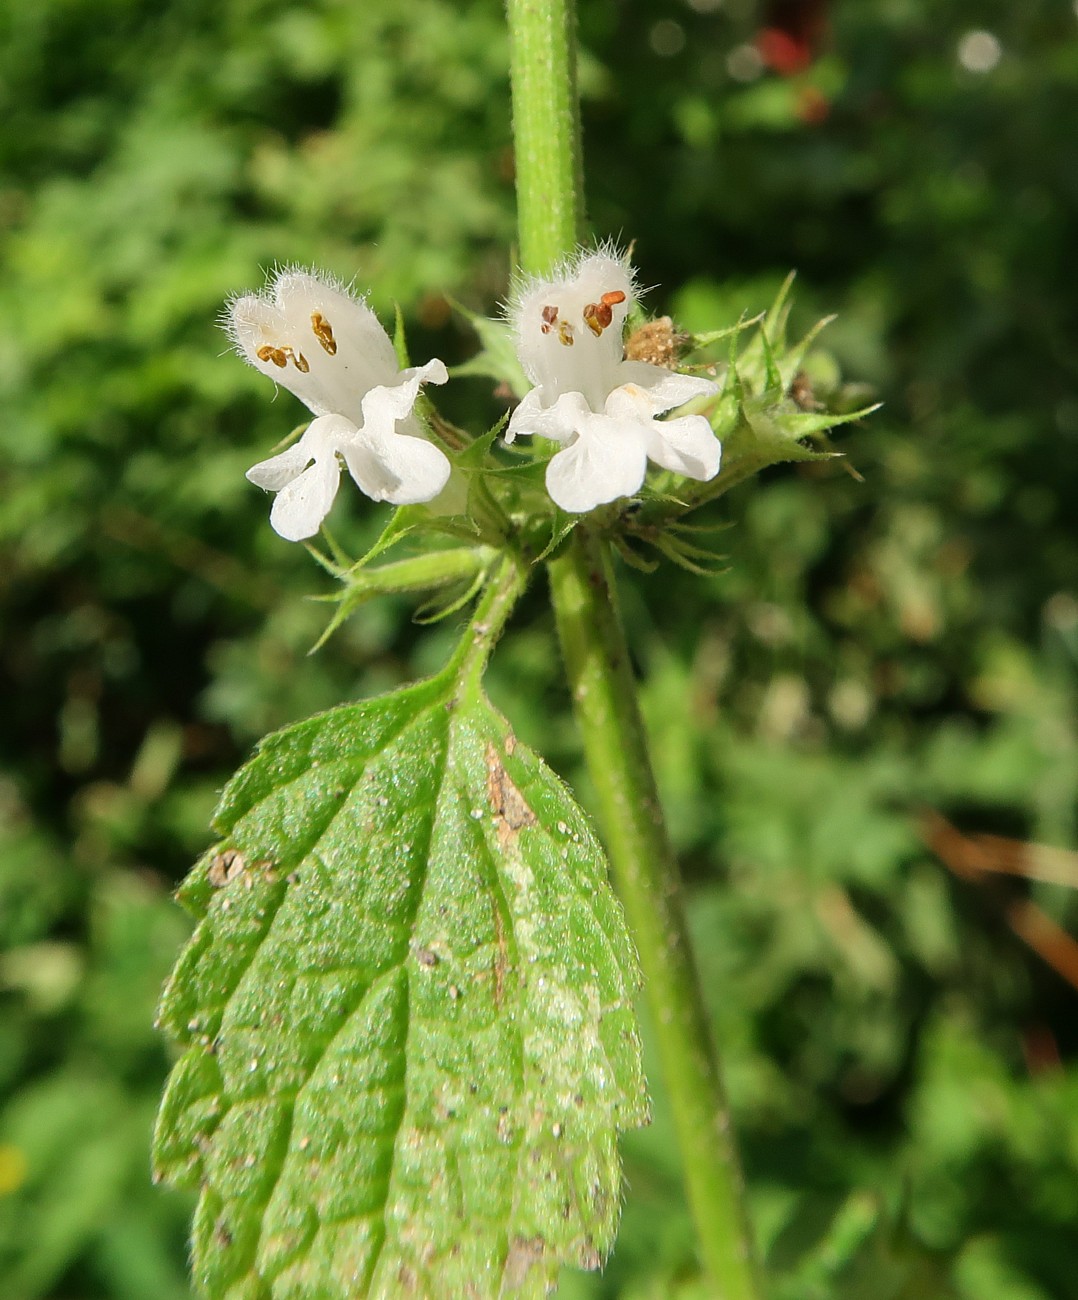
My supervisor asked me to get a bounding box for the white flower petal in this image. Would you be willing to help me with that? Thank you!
[226,268,399,420]
[399,357,450,389]
[357,356,449,450]
[342,431,451,505]
[506,389,590,445]
[345,368,451,504]
[267,455,341,541]
[644,414,722,481]
[245,414,347,490]
[602,385,658,424]
[615,361,719,414]
[545,415,649,514]
[360,357,448,434]
[245,440,315,492]
[247,416,356,540]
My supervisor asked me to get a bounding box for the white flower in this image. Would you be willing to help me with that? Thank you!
[505,247,721,514]
[226,268,450,541]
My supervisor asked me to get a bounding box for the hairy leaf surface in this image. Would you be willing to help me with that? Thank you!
[154,675,647,1298]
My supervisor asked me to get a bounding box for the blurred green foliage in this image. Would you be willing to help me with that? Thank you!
[1,0,1075,1297]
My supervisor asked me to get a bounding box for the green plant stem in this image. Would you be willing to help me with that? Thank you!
[548,531,761,1299]
[448,549,530,699]
[506,0,761,1291]
[505,0,582,272]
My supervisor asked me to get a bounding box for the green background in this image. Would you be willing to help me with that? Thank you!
[1,1,1076,1296]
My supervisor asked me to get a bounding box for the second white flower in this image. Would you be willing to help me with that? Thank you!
[505,248,721,513]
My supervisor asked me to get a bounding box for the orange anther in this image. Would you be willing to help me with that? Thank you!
[582,302,613,336]
[311,312,337,355]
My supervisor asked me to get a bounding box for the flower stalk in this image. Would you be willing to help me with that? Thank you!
[446,547,530,699]
[506,0,763,1294]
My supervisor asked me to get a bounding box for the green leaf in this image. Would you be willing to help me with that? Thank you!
[687,311,763,352]
[154,675,647,1298]
[771,402,882,438]
[309,549,493,652]
[779,314,838,391]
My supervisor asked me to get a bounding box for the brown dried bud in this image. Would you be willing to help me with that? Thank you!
[625,316,686,369]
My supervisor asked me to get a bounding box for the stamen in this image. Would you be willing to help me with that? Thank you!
[540,304,559,335]
[256,344,288,368]
[256,343,310,373]
[583,289,628,337]
[311,312,337,355]
[557,320,575,347]
[582,303,610,336]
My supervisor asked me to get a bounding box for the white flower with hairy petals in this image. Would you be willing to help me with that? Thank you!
[505,247,721,513]
[226,268,450,541]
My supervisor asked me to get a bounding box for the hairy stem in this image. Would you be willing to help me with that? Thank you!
[505,0,583,272]
[505,0,762,1292]
[548,533,761,1298]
